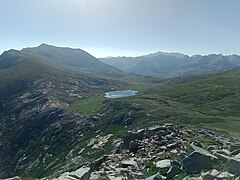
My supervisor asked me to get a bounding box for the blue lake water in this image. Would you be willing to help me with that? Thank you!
[105,90,138,98]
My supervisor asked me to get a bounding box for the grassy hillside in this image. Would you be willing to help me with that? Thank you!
[79,69,240,139]
[67,69,240,168]
[22,44,125,77]
[0,49,127,178]
[126,69,240,135]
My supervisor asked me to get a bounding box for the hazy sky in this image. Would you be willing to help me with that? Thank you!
[1,0,240,57]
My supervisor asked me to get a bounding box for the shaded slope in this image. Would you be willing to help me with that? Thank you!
[0,50,125,178]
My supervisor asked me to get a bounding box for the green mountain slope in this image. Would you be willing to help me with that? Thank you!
[0,49,126,178]
[106,68,240,135]
[22,44,124,77]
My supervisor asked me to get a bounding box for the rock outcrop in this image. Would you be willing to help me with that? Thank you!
[182,144,218,174]
[4,124,240,180]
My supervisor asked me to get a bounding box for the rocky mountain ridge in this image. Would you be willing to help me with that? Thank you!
[22,124,240,180]
[100,53,240,77]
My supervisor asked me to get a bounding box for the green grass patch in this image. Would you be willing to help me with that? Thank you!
[73,96,105,116]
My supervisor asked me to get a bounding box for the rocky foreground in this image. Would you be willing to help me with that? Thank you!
[6,124,240,180]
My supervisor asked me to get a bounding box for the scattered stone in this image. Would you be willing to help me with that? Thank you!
[35,124,240,180]
[53,166,91,180]
[201,169,235,180]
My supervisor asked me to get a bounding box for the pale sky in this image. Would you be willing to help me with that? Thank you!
[1,0,240,57]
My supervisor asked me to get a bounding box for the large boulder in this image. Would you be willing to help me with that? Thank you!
[129,141,140,153]
[53,166,91,180]
[118,129,144,152]
[156,159,172,168]
[224,157,240,176]
[182,144,218,174]
[166,161,181,179]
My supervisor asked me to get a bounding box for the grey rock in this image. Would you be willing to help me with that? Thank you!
[182,144,218,174]
[235,153,240,159]
[207,145,218,152]
[201,169,235,180]
[145,172,166,180]
[229,143,240,152]
[146,126,166,138]
[120,160,138,168]
[156,159,172,168]
[90,155,108,171]
[118,130,144,152]
[53,166,91,180]
[183,176,203,180]
[2,177,21,180]
[217,171,235,179]
[166,161,181,179]
[224,157,240,176]
[232,149,240,156]
[167,142,180,149]
[192,141,203,148]
[129,141,139,154]
[213,152,231,163]
[131,172,145,179]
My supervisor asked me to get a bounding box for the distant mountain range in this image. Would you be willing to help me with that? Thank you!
[100,52,240,77]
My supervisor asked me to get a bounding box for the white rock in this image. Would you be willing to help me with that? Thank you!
[156,159,172,168]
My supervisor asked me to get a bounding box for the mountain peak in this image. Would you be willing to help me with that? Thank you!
[37,43,57,48]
